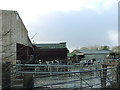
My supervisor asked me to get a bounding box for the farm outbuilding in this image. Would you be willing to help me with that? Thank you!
[34,42,68,62]
[71,49,112,62]
[0,10,34,63]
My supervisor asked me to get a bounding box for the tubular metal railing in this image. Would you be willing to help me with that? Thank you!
[11,59,118,89]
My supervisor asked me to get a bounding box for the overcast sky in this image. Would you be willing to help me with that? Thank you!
[0,0,118,51]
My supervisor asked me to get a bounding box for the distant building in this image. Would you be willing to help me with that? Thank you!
[72,50,112,61]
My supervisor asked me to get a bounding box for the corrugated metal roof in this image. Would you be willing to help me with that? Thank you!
[77,50,112,54]
[34,42,66,49]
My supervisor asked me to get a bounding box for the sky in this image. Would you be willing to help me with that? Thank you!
[0,0,119,51]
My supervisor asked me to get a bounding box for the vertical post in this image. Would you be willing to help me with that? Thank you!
[35,65,36,73]
[118,1,120,88]
[101,64,107,88]
[0,61,2,90]
[2,62,11,89]
[23,73,34,89]
[50,66,52,78]
[80,73,82,90]
[74,73,76,89]
[117,60,120,88]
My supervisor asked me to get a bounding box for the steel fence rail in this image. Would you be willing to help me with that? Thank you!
[17,67,114,74]
[10,62,118,89]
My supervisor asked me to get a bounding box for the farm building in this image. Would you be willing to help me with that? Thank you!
[0,10,34,63]
[71,50,112,62]
[33,42,68,62]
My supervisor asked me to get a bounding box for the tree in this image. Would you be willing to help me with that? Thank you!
[80,47,88,50]
[88,45,100,50]
[71,49,79,54]
[79,45,110,50]
[101,46,110,50]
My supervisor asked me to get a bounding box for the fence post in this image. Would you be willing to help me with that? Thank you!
[23,73,34,89]
[74,73,76,89]
[101,64,107,88]
[80,73,82,90]
[117,60,120,88]
[2,62,11,89]
[0,61,2,90]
